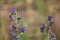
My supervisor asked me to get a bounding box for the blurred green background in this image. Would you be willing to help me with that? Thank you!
[0,0,60,40]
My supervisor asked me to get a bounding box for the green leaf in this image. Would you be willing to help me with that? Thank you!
[21,33,28,40]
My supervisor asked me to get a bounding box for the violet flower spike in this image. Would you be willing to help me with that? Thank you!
[48,16,53,21]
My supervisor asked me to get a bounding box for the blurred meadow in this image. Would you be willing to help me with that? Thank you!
[0,0,60,40]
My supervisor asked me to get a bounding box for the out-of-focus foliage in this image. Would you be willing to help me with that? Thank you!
[21,33,28,40]
[0,0,60,40]
[34,0,48,15]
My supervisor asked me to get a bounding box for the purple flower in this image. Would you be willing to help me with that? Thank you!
[10,8,16,15]
[12,24,17,29]
[40,24,45,32]
[49,21,54,26]
[9,15,13,21]
[21,27,26,32]
[48,16,53,21]
[9,15,13,19]
[10,30,15,35]
[40,27,44,32]
[51,33,56,39]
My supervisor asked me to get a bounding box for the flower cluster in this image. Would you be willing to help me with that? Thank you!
[40,16,56,39]
[9,8,26,40]
[48,16,54,27]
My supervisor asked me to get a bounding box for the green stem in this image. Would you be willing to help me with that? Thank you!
[14,11,21,39]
